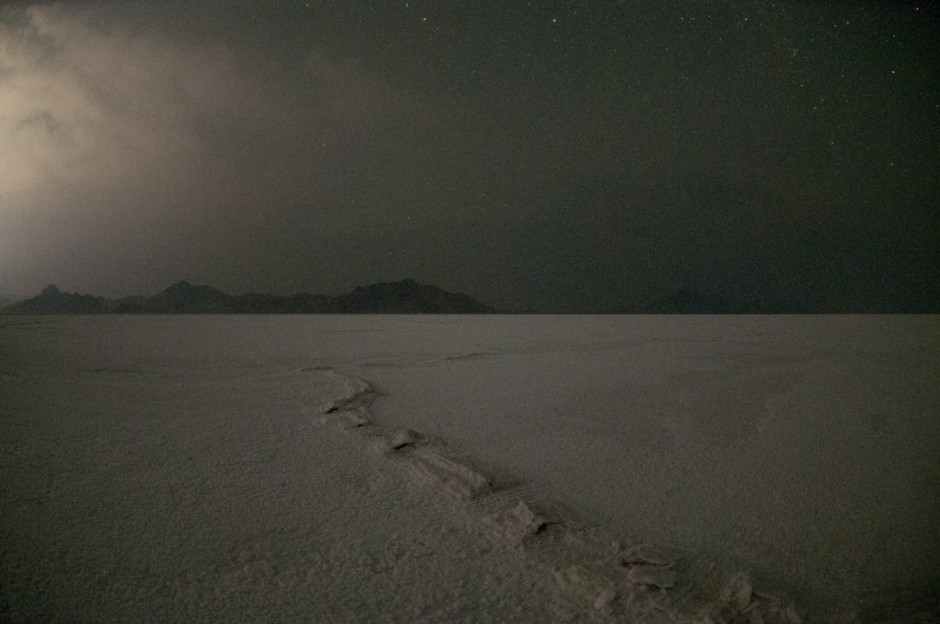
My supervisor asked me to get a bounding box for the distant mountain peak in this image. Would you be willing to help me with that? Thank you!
[4,284,107,314]
[148,281,230,313]
[158,280,227,295]
[337,279,491,313]
[354,278,420,291]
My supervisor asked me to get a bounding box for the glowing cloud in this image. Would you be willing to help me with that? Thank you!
[0,5,271,200]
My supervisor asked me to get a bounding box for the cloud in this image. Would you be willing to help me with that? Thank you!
[0,3,450,203]
[0,3,465,295]
[0,4,276,200]
[0,3,313,294]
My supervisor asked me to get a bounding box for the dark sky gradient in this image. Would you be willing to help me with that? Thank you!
[1,1,937,311]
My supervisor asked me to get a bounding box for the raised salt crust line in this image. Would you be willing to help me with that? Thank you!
[315,370,811,624]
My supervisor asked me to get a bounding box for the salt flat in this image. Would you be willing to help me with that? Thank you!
[1,315,938,622]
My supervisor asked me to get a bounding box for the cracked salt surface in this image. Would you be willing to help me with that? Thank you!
[1,315,938,622]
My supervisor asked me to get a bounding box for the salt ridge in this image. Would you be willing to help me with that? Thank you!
[315,368,825,624]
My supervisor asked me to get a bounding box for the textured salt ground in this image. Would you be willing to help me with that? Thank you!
[315,374,781,624]
[350,320,940,619]
[0,324,590,622]
[313,370,939,624]
[2,315,939,622]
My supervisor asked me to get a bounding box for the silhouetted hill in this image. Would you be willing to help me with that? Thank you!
[143,281,230,313]
[2,279,493,314]
[334,279,491,313]
[4,285,109,314]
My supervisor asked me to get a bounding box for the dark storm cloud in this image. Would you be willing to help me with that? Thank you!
[1,1,937,311]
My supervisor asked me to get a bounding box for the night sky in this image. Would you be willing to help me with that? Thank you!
[1,1,937,312]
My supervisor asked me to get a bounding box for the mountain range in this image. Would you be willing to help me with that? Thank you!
[2,280,494,315]
[1,281,825,314]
